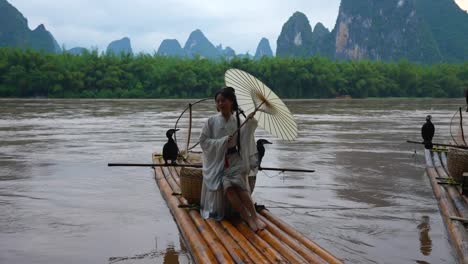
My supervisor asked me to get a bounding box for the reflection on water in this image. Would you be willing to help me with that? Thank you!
[108,242,189,264]
[0,98,462,263]
[418,216,432,256]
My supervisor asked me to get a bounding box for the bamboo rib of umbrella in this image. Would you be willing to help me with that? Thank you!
[225,69,298,141]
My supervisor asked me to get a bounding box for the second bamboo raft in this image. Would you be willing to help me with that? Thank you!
[424,149,468,263]
[152,153,343,264]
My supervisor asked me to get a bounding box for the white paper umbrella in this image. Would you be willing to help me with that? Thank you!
[225,68,298,141]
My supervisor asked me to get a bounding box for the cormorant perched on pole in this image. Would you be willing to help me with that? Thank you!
[163,129,179,165]
[421,115,435,150]
[256,139,272,169]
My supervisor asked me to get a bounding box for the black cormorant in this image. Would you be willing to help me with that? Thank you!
[256,139,272,169]
[163,129,179,165]
[421,115,435,150]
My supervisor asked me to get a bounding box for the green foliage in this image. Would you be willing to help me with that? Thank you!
[0,47,466,99]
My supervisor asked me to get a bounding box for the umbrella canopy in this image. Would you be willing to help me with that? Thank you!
[225,68,298,141]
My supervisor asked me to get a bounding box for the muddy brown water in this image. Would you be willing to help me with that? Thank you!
[0,98,462,263]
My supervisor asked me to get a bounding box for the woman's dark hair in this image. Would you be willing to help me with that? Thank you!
[214,87,239,112]
[215,86,241,153]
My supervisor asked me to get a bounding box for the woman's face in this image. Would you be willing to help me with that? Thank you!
[215,94,233,114]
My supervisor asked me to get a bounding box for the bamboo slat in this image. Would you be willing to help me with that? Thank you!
[259,209,343,264]
[258,213,326,263]
[206,219,254,263]
[160,166,181,193]
[233,220,286,263]
[167,164,181,187]
[153,164,217,263]
[252,223,309,263]
[425,151,468,264]
[442,152,448,168]
[220,220,270,263]
[160,159,236,263]
[153,153,341,264]
[188,210,235,264]
[433,155,468,219]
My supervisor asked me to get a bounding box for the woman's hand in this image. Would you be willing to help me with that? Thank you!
[226,135,236,148]
[247,110,256,119]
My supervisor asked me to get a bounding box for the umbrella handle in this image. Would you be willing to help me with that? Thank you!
[231,101,265,137]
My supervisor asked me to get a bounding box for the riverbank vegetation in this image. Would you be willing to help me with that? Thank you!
[0,48,466,98]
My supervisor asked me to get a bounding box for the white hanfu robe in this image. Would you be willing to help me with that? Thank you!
[199,113,258,220]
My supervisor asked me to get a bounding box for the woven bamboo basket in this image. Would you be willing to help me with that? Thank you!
[180,167,203,205]
[447,148,468,182]
[180,167,257,205]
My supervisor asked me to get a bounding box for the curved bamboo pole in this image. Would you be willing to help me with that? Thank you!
[173,98,210,147]
[258,213,326,263]
[259,209,343,264]
[186,103,192,155]
[153,164,217,263]
[460,107,467,146]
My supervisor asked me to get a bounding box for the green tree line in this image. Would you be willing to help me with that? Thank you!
[0,47,467,99]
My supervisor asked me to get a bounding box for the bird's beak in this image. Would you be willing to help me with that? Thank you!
[265,141,272,144]
[175,129,180,131]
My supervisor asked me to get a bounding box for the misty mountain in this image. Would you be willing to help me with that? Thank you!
[67,47,87,55]
[157,39,186,57]
[254,38,273,59]
[277,0,468,63]
[183,29,220,59]
[276,12,315,57]
[106,37,132,55]
[0,0,60,53]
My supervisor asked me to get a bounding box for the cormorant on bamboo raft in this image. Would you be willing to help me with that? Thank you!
[163,129,179,165]
[424,148,468,264]
[152,153,343,264]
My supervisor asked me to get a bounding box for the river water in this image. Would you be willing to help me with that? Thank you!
[0,98,463,264]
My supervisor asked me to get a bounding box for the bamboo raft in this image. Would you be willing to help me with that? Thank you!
[424,149,468,263]
[152,153,343,264]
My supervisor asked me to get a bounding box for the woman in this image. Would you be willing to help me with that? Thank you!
[199,87,266,231]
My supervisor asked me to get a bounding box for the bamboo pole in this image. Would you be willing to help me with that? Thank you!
[247,222,310,263]
[206,219,254,264]
[425,151,468,264]
[187,103,193,153]
[258,213,327,263]
[153,165,217,263]
[220,220,270,263]
[161,166,181,193]
[259,209,343,264]
[162,159,237,263]
[188,211,235,264]
[166,165,181,189]
[433,157,468,219]
[176,159,267,263]
[407,140,468,150]
[232,220,286,263]
[109,163,315,173]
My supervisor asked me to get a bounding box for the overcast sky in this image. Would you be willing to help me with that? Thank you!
[7,0,468,55]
